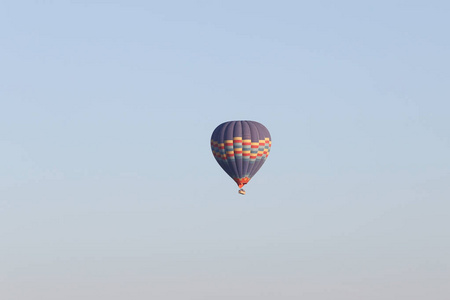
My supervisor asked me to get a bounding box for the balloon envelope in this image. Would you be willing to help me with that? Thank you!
[211,120,271,189]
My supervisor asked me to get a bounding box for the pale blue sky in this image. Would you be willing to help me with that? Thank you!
[1,1,449,299]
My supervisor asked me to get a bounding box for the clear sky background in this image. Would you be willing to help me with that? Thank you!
[1,1,449,299]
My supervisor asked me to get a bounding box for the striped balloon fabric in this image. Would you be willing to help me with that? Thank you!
[211,120,271,190]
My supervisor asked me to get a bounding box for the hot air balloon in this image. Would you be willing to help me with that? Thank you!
[211,120,271,195]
